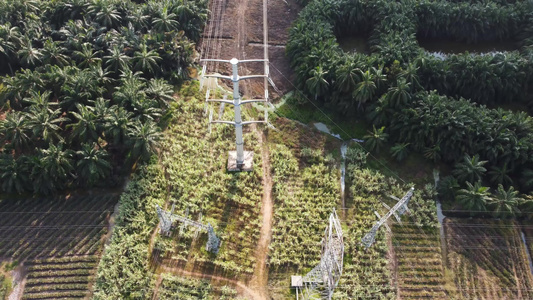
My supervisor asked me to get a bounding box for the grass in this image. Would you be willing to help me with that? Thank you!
[275,97,445,188]
[0,263,13,300]
[275,94,369,140]
[156,273,240,300]
[266,113,341,299]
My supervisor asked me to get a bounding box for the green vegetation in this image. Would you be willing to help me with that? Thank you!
[156,273,240,299]
[391,186,446,299]
[23,256,99,299]
[266,116,341,299]
[0,264,13,300]
[337,165,395,299]
[95,82,264,298]
[286,0,533,214]
[268,143,339,267]
[0,0,208,194]
[154,83,263,276]
[94,160,166,299]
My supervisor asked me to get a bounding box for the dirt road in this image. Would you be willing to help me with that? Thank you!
[249,131,274,298]
[200,0,301,99]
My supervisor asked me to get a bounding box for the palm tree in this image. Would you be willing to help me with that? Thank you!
[306,65,329,100]
[386,78,411,108]
[456,181,491,213]
[104,45,131,74]
[390,143,409,162]
[145,78,174,109]
[399,62,422,89]
[73,43,102,68]
[0,154,29,193]
[41,143,74,174]
[0,23,22,73]
[0,111,31,152]
[488,185,522,218]
[132,44,162,76]
[42,39,70,67]
[92,97,111,132]
[28,155,56,194]
[88,0,122,28]
[26,106,69,143]
[353,70,376,109]
[18,37,43,67]
[60,69,103,111]
[127,120,162,162]
[152,6,179,32]
[364,125,388,153]
[488,163,513,187]
[0,69,44,109]
[335,61,360,93]
[39,143,75,189]
[76,143,112,186]
[68,103,99,144]
[22,90,55,111]
[106,106,133,145]
[423,145,441,162]
[452,154,488,184]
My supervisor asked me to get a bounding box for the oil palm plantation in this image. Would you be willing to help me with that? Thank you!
[456,181,492,214]
[127,120,162,162]
[0,0,207,193]
[0,111,32,152]
[68,103,99,144]
[452,154,488,184]
[488,185,522,218]
[132,44,161,76]
[26,105,69,144]
[364,125,388,153]
[0,154,29,193]
[76,143,112,186]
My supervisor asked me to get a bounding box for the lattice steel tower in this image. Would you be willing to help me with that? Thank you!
[292,209,344,299]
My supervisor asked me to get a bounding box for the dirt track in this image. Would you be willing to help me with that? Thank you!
[200,0,301,99]
[249,130,274,298]
[192,0,301,297]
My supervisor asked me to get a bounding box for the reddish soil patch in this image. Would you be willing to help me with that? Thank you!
[200,0,301,99]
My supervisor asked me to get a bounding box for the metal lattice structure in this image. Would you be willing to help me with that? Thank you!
[156,205,221,254]
[293,209,344,300]
[361,187,415,249]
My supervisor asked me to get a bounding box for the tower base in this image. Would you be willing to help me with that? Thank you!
[227,151,253,172]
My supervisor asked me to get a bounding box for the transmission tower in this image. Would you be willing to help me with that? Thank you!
[361,187,415,249]
[200,58,270,171]
[292,209,344,300]
[156,204,221,254]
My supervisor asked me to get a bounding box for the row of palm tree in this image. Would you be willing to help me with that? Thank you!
[416,1,528,43]
[0,0,208,194]
[287,0,533,201]
[454,182,530,219]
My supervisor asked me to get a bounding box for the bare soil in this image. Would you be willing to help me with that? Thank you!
[200,0,301,99]
[249,130,274,298]
[7,265,26,300]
